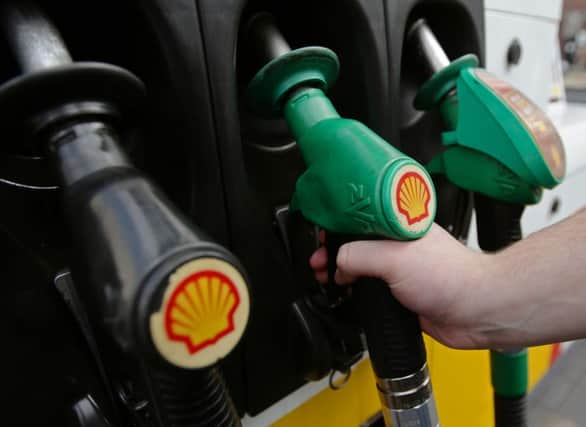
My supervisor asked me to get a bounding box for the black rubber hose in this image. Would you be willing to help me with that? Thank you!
[494,394,527,427]
[475,194,526,427]
[150,367,240,427]
[354,277,426,377]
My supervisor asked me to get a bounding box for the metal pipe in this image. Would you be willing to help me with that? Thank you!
[0,0,72,73]
[377,364,439,426]
[245,13,291,66]
[406,19,450,81]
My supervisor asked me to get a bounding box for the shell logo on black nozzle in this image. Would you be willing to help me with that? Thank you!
[150,258,249,369]
[164,270,240,354]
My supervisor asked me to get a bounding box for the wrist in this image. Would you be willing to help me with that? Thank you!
[468,248,529,349]
[459,250,501,348]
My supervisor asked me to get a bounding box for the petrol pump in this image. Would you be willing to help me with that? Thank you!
[408,19,566,427]
[244,13,440,427]
[0,2,249,425]
[3,0,564,425]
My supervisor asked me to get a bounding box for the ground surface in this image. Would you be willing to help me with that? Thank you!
[529,340,586,426]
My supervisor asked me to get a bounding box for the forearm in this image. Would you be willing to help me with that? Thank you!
[473,208,586,348]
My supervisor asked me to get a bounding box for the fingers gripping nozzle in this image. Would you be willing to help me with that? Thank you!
[0,0,250,371]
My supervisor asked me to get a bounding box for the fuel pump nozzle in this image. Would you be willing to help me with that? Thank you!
[409,19,566,427]
[0,2,248,425]
[245,13,439,426]
[408,19,565,202]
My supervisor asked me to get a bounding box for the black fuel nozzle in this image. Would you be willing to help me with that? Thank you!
[0,2,247,425]
[47,122,250,373]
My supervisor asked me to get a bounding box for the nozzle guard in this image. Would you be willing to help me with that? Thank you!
[246,47,339,118]
[414,54,478,111]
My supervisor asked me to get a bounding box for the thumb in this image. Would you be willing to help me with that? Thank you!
[335,240,408,285]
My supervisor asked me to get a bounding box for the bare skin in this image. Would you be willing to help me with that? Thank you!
[310,208,586,350]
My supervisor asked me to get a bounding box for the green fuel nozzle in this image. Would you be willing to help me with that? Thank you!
[246,13,436,240]
[409,19,565,205]
[409,19,567,427]
[285,87,437,239]
[245,13,439,427]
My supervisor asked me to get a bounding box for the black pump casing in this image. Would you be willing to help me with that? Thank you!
[0,0,484,422]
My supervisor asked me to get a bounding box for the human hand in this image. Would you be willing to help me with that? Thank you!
[310,224,495,349]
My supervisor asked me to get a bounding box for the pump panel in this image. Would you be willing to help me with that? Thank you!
[0,0,485,424]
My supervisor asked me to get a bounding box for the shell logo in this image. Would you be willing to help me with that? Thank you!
[396,172,431,225]
[150,258,250,369]
[164,270,240,354]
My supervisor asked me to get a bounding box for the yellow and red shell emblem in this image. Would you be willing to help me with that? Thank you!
[396,172,431,225]
[150,258,249,369]
[164,270,240,354]
[388,164,435,236]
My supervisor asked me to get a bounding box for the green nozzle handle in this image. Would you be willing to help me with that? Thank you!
[411,19,565,206]
[286,87,436,240]
[245,15,436,241]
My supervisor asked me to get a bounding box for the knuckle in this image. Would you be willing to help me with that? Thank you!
[337,243,351,270]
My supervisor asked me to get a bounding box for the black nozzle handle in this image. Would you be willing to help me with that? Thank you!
[48,121,249,370]
[474,194,524,251]
[327,234,437,425]
[327,234,427,379]
[52,122,245,426]
[355,277,427,378]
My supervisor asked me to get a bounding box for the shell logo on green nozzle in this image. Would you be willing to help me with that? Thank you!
[388,164,436,236]
[397,172,431,225]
